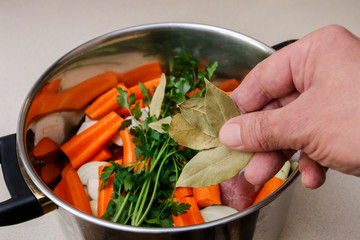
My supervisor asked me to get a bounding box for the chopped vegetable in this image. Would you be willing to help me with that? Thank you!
[193,184,221,208]
[174,187,193,198]
[172,197,204,227]
[119,62,163,87]
[60,111,124,169]
[89,146,112,162]
[217,78,239,92]
[252,161,291,205]
[77,161,107,185]
[200,205,238,222]
[40,161,61,185]
[33,137,60,162]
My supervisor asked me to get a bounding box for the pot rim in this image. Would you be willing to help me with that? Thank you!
[16,22,299,233]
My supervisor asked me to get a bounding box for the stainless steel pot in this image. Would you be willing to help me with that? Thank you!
[0,23,299,240]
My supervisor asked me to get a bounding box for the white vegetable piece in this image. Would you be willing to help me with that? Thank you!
[200,205,238,223]
[77,161,107,185]
[76,120,97,135]
[89,200,98,217]
[87,177,100,200]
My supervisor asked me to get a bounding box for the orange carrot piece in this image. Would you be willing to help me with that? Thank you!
[128,77,161,99]
[26,71,118,126]
[41,161,61,185]
[119,62,163,88]
[217,78,240,92]
[174,187,193,198]
[85,83,128,120]
[33,137,60,162]
[193,184,221,208]
[252,177,284,205]
[89,145,112,162]
[119,129,137,167]
[61,166,92,215]
[53,178,73,204]
[60,111,124,169]
[116,100,144,118]
[97,159,123,217]
[172,197,204,227]
[186,88,202,98]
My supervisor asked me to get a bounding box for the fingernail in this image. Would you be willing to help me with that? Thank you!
[301,170,307,186]
[219,123,242,147]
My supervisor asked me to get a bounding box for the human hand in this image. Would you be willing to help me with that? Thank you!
[219,25,360,189]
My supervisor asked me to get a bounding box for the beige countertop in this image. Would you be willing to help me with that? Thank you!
[1,1,360,239]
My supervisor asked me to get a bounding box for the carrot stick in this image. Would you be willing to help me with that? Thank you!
[119,62,163,87]
[252,161,291,205]
[119,129,137,167]
[116,100,144,118]
[41,161,61,185]
[97,159,123,217]
[174,187,193,198]
[89,145,112,162]
[85,83,128,120]
[53,177,73,204]
[33,137,60,162]
[128,77,161,99]
[172,197,204,227]
[60,111,124,169]
[193,184,221,208]
[217,78,240,92]
[61,165,92,215]
[186,88,202,98]
[26,71,118,126]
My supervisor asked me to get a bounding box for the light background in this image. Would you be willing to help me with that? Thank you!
[1,1,359,239]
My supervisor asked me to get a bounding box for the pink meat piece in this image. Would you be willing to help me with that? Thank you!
[219,171,263,211]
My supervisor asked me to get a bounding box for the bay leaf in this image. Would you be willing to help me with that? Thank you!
[205,79,241,133]
[149,73,166,118]
[178,98,217,137]
[176,145,254,188]
[169,113,221,150]
[148,116,172,133]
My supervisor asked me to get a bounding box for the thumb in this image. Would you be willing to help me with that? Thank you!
[219,108,298,152]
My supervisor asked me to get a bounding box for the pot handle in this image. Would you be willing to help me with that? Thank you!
[0,134,43,226]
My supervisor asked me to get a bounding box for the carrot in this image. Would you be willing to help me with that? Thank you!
[116,100,144,118]
[85,83,128,120]
[119,62,163,88]
[53,177,73,204]
[89,145,112,162]
[128,77,161,99]
[60,111,124,169]
[172,197,204,227]
[33,137,60,162]
[174,187,193,198]
[61,165,92,215]
[186,88,202,98]
[26,71,118,127]
[193,184,221,208]
[119,129,137,167]
[97,159,123,217]
[252,161,291,205]
[41,161,61,185]
[217,78,240,92]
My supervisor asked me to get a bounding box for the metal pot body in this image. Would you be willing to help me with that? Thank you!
[12,23,299,239]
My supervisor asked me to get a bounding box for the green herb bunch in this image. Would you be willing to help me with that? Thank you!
[99,51,218,227]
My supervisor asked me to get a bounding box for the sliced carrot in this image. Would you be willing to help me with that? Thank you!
[174,187,193,198]
[193,184,221,208]
[119,62,163,88]
[186,88,202,98]
[33,137,60,162]
[26,71,118,127]
[119,129,137,167]
[60,111,124,169]
[85,83,128,120]
[116,100,144,118]
[89,145,112,162]
[41,161,61,185]
[217,78,240,92]
[53,177,73,205]
[172,197,204,227]
[97,159,123,217]
[128,77,161,99]
[61,165,92,215]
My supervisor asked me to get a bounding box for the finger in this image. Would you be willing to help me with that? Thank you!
[244,151,287,185]
[298,153,326,189]
[260,91,300,111]
[230,40,309,113]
